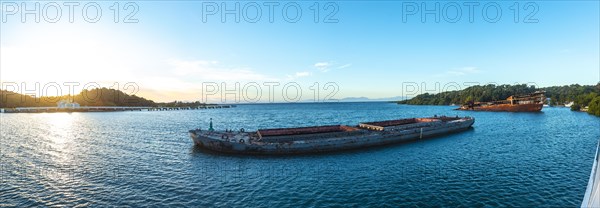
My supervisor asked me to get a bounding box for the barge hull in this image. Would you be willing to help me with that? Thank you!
[190,117,474,155]
[461,103,543,112]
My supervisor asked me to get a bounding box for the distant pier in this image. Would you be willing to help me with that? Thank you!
[0,105,236,113]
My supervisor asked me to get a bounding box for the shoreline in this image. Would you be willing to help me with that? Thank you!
[0,105,236,113]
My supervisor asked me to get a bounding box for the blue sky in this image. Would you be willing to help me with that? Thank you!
[1,1,599,102]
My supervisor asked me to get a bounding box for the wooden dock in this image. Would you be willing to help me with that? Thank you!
[0,105,236,113]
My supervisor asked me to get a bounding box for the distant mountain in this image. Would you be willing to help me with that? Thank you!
[339,96,408,102]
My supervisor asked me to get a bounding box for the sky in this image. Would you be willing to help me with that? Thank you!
[1,1,599,103]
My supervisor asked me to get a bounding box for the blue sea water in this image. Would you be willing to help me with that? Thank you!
[1,102,599,207]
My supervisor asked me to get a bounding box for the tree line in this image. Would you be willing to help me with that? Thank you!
[0,88,156,108]
[0,88,211,108]
[397,83,600,116]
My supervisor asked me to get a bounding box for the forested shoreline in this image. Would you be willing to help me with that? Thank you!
[0,88,213,108]
[398,84,600,116]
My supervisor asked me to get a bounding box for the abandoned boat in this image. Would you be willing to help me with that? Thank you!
[188,116,475,154]
[457,91,545,112]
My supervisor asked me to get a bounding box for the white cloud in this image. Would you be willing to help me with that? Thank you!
[313,61,351,72]
[314,62,332,72]
[130,59,280,102]
[337,63,352,69]
[286,71,312,80]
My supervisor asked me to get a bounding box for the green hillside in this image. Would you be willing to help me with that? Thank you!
[398,83,600,116]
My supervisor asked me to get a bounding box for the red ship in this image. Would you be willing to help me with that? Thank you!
[457,91,545,112]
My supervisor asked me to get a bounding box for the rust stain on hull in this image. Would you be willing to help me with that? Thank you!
[457,91,545,112]
[459,103,543,112]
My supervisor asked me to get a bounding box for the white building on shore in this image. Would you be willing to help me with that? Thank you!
[57,100,80,109]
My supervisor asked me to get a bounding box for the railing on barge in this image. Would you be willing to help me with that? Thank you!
[582,141,600,207]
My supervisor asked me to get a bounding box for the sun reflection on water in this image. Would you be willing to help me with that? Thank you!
[41,113,76,145]
[37,113,81,185]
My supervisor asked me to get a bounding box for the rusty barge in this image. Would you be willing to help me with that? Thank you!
[188,116,475,155]
[457,91,545,112]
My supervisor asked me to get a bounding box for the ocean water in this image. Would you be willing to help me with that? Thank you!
[1,102,599,207]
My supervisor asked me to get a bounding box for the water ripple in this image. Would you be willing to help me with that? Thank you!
[1,103,598,207]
